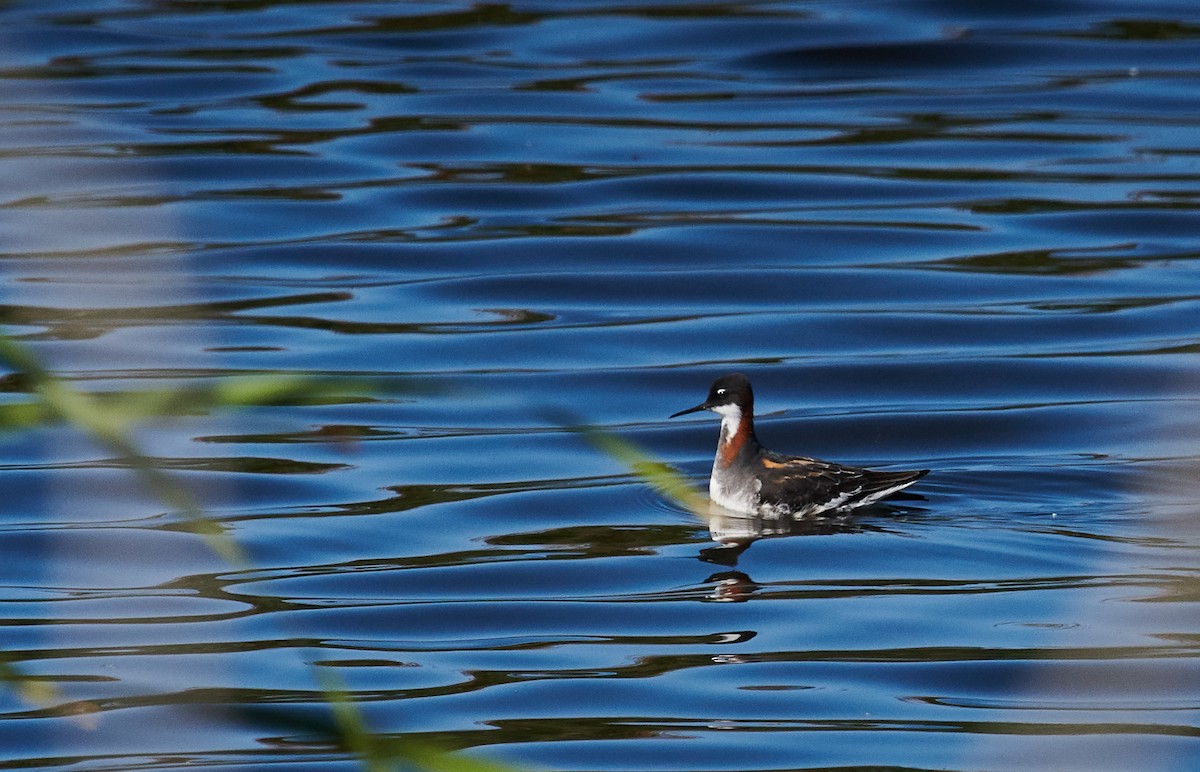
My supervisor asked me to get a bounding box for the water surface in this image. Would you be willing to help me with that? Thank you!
[1,1,1199,770]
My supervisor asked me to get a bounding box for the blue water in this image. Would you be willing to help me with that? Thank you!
[2,1,1199,770]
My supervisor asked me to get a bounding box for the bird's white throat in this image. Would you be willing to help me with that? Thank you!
[713,403,743,441]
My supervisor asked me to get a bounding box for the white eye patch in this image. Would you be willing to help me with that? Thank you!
[716,389,726,396]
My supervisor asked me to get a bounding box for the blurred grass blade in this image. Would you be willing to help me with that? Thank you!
[0,336,381,565]
[0,658,57,707]
[0,335,246,563]
[317,669,525,772]
[0,336,535,771]
[318,670,390,772]
[557,417,709,520]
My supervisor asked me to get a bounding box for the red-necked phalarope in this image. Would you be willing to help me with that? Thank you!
[670,373,928,516]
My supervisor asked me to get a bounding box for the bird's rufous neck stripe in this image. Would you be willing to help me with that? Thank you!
[718,420,749,466]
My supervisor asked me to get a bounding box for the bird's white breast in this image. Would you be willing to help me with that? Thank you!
[709,470,761,515]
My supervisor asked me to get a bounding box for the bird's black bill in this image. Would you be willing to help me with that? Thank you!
[669,402,708,419]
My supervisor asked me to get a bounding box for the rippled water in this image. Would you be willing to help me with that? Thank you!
[2,1,1199,770]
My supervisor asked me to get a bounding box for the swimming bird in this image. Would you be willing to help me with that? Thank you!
[670,373,928,516]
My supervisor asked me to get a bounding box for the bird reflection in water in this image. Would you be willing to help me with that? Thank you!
[696,498,925,601]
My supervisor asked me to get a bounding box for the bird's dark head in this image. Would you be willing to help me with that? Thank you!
[669,373,754,419]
